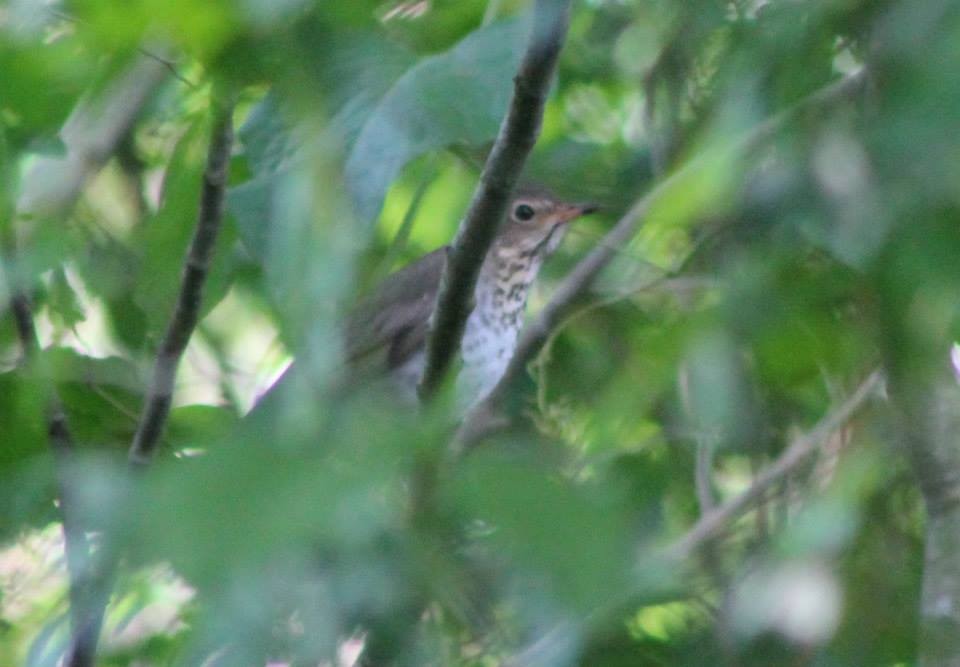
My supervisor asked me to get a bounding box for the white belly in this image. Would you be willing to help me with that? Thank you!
[388,308,521,413]
[388,270,531,413]
[457,307,520,412]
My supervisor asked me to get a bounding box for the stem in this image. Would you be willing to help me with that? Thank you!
[128,90,235,465]
[64,87,236,667]
[418,0,573,401]
[666,369,882,561]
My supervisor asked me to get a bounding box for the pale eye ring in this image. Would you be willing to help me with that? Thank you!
[514,204,535,221]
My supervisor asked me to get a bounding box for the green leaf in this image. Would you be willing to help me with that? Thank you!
[236,93,296,177]
[0,456,57,546]
[454,453,634,614]
[45,348,142,448]
[226,174,274,262]
[128,442,405,585]
[133,122,238,337]
[46,268,86,332]
[234,31,416,181]
[0,370,47,473]
[345,15,531,222]
[167,405,240,451]
[228,30,418,260]
[74,236,147,350]
[227,143,363,354]
[0,40,93,152]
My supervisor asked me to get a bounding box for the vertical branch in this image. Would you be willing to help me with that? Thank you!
[62,87,236,667]
[4,52,168,666]
[2,276,97,666]
[643,43,685,178]
[128,90,235,465]
[418,0,573,400]
[889,367,960,666]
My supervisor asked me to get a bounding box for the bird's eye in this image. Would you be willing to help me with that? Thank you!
[514,204,536,221]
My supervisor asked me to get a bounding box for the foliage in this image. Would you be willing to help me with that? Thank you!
[1,0,959,665]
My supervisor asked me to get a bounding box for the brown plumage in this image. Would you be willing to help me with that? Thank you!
[344,247,446,371]
[344,186,596,407]
[254,186,595,412]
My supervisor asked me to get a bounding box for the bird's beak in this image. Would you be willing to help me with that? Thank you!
[554,202,599,225]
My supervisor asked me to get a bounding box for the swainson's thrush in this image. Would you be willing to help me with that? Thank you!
[345,185,596,410]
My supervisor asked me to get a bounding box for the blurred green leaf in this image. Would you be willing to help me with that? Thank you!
[45,269,86,332]
[0,370,47,473]
[345,14,530,222]
[133,121,238,337]
[167,405,240,451]
[45,347,141,447]
[4,1,960,665]
[454,453,634,614]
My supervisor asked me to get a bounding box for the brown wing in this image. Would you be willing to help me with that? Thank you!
[344,247,447,369]
[248,249,445,417]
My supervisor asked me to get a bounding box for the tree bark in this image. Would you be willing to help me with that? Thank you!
[897,374,960,666]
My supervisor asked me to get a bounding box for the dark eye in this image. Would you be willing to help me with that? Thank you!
[514,204,535,221]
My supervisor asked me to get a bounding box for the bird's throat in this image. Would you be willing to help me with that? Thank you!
[455,252,541,411]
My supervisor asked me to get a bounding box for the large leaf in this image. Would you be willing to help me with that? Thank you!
[228,15,531,304]
[345,14,531,222]
[0,37,93,152]
[227,28,414,264]
[236,93,297,178]
[453,452,635,615]
[233,30,416,187]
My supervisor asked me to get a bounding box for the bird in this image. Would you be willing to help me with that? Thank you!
[343,184,596,411]
[251,185,595,418]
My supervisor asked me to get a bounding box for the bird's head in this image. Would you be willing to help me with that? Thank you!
[493,185,597,260]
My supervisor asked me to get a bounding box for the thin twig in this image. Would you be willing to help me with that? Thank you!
[1,275,97,667]
[665,369,882,562]
[456,69,869,448]
[128,90,235,465]
[138,49,197,88]
[369,166,436,287]
[45,9,196,88]
[418,0,573,400]
[695,436,718,513]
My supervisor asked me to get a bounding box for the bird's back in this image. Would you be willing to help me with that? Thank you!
[344,247,447,373]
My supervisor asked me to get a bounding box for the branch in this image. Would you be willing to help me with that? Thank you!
[1,277,97,667]
[3,52,169,667]
[128,91,235,466]
[665,369,882,562]
[418,0,573,400]
[59,89,236,667]
[888,361,960,664]
[17,53,170,220]
[456,69,869,446]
